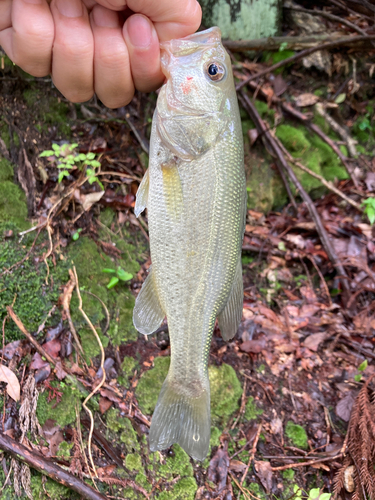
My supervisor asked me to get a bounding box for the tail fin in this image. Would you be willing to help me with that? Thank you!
[149,377,210,461]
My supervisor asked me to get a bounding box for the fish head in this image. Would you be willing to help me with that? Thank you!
[157,27,235,160]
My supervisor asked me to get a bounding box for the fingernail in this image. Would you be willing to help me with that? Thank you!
[56,0,83,18]
[92,8,120,28]
[126,15,152,49]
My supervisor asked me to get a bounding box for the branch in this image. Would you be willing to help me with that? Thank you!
[284,6,369,37]
[0,432,108,500]
[239,92,351,303]
[236,35,375,90]
[224,33,345,52]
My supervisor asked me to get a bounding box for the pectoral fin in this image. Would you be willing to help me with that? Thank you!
[133,268,165,335]
[217,258,243,341]
[134,169,149,217]
[161,162,183,220]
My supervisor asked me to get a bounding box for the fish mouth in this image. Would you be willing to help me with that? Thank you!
[160,27,222,58]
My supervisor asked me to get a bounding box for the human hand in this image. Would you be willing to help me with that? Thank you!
[0,0,202,108]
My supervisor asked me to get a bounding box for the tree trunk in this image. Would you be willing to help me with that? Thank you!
[200,0,281,41]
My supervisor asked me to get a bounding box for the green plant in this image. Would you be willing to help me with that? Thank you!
[293,485,331,500]
[72,228,82,241]
[354,359,368,382]
[39,143,103,188]
[362,197,375,225]
[103,267,133,289]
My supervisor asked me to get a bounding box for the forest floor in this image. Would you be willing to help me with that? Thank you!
[0,2,375,500]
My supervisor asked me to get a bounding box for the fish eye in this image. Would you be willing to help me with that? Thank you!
[206,62,226,82]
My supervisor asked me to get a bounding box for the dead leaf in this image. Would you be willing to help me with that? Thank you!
[42,339,61,359]
[270,417,283,436]
[285,233,305,249]
[99,397,113,414]
[336,393,356,422]
[1,341,21,360]
[54,361,68,381]
[300,286,317,304]
[295,93,320,107]
[229,460,247,473]
[0,364,20,401]
[30,352,49,370]
[240,335,267,354]
[254,460,273,492]
[81,191,105,211]
[207,448,229,493]
[248,128,259,146]
[303,332,327,352]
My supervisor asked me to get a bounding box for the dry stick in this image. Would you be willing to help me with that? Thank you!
[236,35,375,90]
[281,103,359,187]
[284,6,369,36]
[271,453,343,471]
[0,432,108,500]
[239,92,351,304]
[43,223,53,285]
[61,274,84,355]
[315,102,358,157]
[328,0,374,22]
[6,307,56,366]
[72,267,106,480]
[276,135,362,211]
[224,33,365,52]
[241,423,263,486]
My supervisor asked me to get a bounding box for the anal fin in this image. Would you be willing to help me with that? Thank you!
[135,169,149,217]
[217,258,243,341]
[133,268,165,335]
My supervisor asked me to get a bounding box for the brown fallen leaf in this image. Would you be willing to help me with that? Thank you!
[207,447,229,493]
[295,93,320,107]
[0,364,20,401]
[229,459,247,473]
[303,332,327,352]
[336,393,356,422]
[254,460,273,492]
[99,396,113,414]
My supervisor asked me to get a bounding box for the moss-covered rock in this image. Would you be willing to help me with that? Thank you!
[0,177,29,230]
[209,363,242,423]
[285,421,308,449]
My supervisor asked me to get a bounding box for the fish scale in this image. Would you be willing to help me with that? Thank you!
[133,27,246,460]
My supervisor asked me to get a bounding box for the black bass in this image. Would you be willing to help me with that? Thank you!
[133,27,246,460]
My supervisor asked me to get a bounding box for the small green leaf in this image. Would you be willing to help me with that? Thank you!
[39,150,55,157]
[279,41,288,52]
[334,93,346,104]
[278,241,286,251]
[358,359,368,372]
[52,143,60,152]
[102,268,117,274]
[90,160,101,168]
[354,374,362,382]
[117,268,133,281]
[107,276,119,289]
[72,232,80,241]
[87,152,95,160]
[58,170,69,183]
[366,206,375,225]
[78,153,87,161]
[308,488,320,499]
[320,494,331,500]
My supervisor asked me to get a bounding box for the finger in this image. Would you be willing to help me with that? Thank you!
[92,0,127,11]
[123,14,163,93]
[126,0,202,41]
[90,5,134,108]
[50,0,94,103]
[0,0,11,31]
[0,0,54,77]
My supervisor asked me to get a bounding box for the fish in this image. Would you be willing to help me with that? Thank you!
[133,26,246,461]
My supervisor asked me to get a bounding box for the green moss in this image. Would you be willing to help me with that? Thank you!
[0,181,29,230]
[121,356,137,377]
[158,444,193,479]
[210,426,222,448]
[276,125,310,154]
[0,157,14,182]
[0,237,69,341]
[285,421,308,450]
[106,408,140,452]
[99,207,115,227]
[37,384,81,427]
[135,473,152,493]
[255,100,275,122]
[209,363,242,423]
[283,469,295,480]
[244,397,263,421]
[135,357,170,414]
[125,453,144,473]
[158,477,197,500]
[31,474,79,500]
[56,441,73,460]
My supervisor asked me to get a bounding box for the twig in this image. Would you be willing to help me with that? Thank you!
[73,267,106,480]
[241,423,262,486]
[304,254,332,308]
[229,471,262,500]
[61,274,84,355]
[239,92,351,304]
[315,103,358,157]
[0,432,108,500]
[6,307,56,366]
[284,6,369,37]
[43,223,53,285]
[328,0,374,22]
[236,35,375,90]
[224,32,366,52]
[231,379,247,430]
[240,372,274,405]
[271,453,343,471]
[122,109,149,154]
